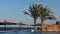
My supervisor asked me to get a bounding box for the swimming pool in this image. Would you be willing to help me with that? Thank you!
[0,31,60,34]
[0,31,41,34]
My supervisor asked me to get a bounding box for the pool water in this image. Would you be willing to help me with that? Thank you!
[0,31,41,34]
[0,31,60,34]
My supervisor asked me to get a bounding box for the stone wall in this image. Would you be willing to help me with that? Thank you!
[42,24,60,31]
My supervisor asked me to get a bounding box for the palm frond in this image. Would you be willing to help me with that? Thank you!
[44,15,57,20]
[28,4,42,18]
[24,11,30,16]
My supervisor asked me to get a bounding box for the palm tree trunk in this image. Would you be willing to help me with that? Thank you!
[41,19,44,24]
[34,17,36,32]
[41,18,44,31]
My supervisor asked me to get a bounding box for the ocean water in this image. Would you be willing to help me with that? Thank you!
[0,32,60,34]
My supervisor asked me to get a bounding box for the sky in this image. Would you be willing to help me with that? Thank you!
[0,0,60,24]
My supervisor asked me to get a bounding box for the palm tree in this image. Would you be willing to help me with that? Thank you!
[24,4,42,31]
[24,4,56,31]
[40,6,56,24]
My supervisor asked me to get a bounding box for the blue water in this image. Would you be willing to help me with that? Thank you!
[0,32,60,34]
[0,27,41,31]
[0,31,41,34]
